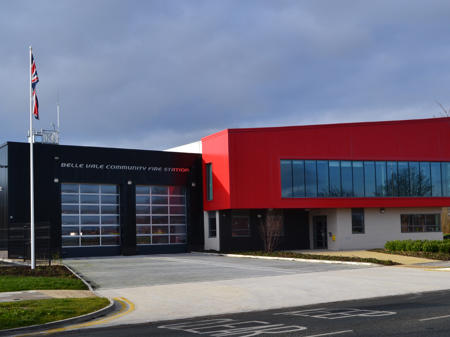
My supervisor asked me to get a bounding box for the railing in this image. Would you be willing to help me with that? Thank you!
[8,222,55,265]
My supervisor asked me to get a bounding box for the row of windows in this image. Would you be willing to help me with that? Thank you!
[281,160,450,198]
[61,183,121,248]
[352,210,440,234]
[135,185,187,246]
[61,183,188,248]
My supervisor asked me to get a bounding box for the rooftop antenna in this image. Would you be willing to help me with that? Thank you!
[32,90,61,144]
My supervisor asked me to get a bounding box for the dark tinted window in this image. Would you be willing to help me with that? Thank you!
[329,161,341,196]
[292,160,305,197]
[206,163,213,201]
[341,161,353,197]
[364,161,375,197]
[443,163,450,196]
[317,160,329,197]
[431,162,442,196]
[280,160,293,198]
[375,161,387,197]
[409,162,420,196]
[419,162,431,196]
[352,208,364,234]
[305,160,317,197]
[386,161,398,196]
[352,162,364,197]
[397,162,409,196]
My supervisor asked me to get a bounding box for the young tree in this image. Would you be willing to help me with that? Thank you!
[259,209,283,252]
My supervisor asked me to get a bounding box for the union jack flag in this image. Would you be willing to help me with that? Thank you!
[31,53,39,119]
[32,89,39,120]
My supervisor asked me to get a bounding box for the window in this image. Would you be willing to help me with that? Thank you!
[419,162,431,196]
[317,160,329,197]
[401,214,441,233]
[206,163,213,201]
[292,160,305,197]
[352,162,364,197]
[431,162,442,197]
[341,161,353,197]
[208,211,217,238]
[397,162,409,196]
[231,212,250,237]
[364,161,375,197]
[136,185,186,245]
[352,208,365,234]
[442,163,450,197]
[375,161,387,196]
[61,183,120,248]
[280,160,293,198]
[386,161,398,196]
[329,161,341,196]
[280,159,450,198]
[305,160,317,197]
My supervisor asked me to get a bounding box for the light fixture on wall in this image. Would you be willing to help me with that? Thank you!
[127,180,133,185]
[380,208,385,214]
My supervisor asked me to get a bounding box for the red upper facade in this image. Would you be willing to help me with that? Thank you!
[202,117,450,210]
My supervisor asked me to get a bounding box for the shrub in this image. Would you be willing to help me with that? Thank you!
[385,239,450,254]
[422,240,440,253]
[410,240,425,252]
[438,241,450,254]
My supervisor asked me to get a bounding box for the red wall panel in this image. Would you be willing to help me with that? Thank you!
[202,130,231,210]
[203,117,450,210]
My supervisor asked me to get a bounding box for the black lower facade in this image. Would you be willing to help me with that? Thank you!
[0,142,203,259]
[205,209,310,252]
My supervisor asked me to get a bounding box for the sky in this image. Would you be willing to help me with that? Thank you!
[1,0,450,150]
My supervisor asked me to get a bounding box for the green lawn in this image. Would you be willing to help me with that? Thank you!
[0,297,110,330]
[0,276,87,292]
[0,265,87,292]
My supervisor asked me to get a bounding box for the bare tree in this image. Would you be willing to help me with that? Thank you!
[259,209,283,252]
[436,101,450,117]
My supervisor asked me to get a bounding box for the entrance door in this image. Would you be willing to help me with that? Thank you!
[313,216,327,249]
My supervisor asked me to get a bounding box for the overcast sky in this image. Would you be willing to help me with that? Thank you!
[1,1,450,150]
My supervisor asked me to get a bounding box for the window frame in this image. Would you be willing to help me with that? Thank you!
[208,211,217,238]
[206,163,213,201]
[351,208,365,234]
[231,213,251,237]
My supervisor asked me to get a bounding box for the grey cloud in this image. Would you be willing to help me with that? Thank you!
[1,0,450,150]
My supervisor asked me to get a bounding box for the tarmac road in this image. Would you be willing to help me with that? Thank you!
[47,289,450,337]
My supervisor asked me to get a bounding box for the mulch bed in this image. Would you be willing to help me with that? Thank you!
[0,265,76,278]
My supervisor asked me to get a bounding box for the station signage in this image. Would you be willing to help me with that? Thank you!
[60,162,190,174]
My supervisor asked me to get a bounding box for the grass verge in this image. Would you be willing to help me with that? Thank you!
[371,248,450,261]
[229,251,399,265]
[0,276,87,292]
[0,266,87,292]
[0,297,109,330]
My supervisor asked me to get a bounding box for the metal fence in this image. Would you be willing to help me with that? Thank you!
[8,222,55,265]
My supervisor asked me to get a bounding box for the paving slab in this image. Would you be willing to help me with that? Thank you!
[0,290,95,302]
[294,250,436,265]
[64,253,450,327]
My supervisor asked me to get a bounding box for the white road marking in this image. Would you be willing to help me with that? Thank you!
[419,314,450,321]
[158,318,307,336]
[275,308,396,319]
[304,330,353,337]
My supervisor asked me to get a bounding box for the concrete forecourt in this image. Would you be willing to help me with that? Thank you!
[62,253,450,329]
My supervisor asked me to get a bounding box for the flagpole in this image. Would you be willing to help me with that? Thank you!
[29,46,35,270]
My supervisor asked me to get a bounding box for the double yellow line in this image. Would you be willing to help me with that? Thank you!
[17,297,135,336]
